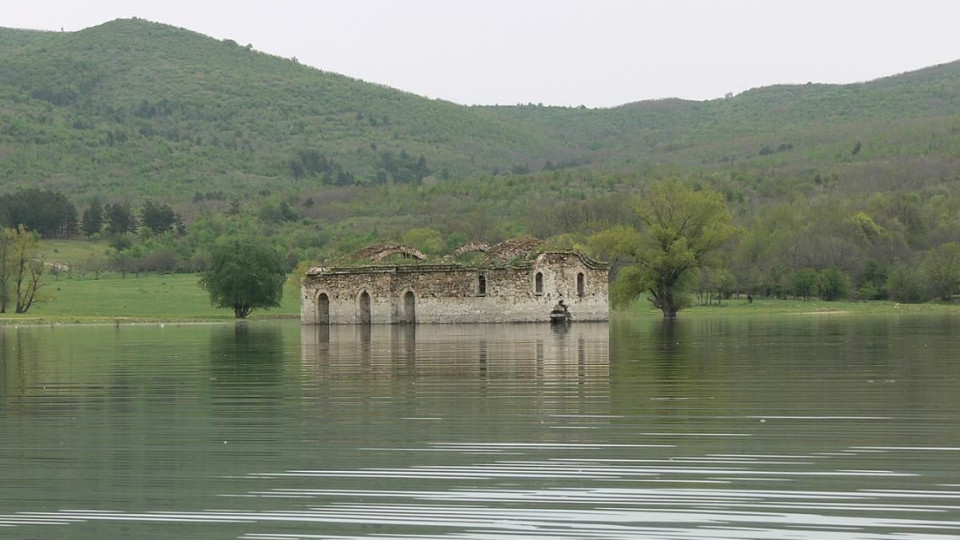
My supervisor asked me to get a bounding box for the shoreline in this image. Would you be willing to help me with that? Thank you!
[4,301,958,327]
[622,299,960,318]
[0,313,301,327]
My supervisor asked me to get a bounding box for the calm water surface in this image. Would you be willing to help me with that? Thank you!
[1,315,958,539]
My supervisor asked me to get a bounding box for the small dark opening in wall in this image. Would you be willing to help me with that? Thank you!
[402,290,416,323]
[577,273,585,297]
[359,291,371,324]
[535,272,543,294]
[318,292,330,324]
[478,274,486,295]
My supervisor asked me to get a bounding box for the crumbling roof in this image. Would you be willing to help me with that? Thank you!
[306,237,607,277]
[347,243,425,263]
[443,237,544,264]
[449,241,490,258]
[327,237,557,269]
[485,237,545,263]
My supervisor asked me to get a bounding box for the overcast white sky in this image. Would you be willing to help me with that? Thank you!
[4,0,960,108]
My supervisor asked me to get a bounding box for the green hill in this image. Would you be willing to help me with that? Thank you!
[487,61,960,171]
[0,18,585,201]
[3,17,959,207]
[3,18,960,309]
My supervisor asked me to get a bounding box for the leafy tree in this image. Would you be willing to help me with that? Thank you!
[792,268,818,300]
[401,227,444,254]
[712,268,737,304]
[612,181,735,318]
[258,196,299,224]
[695,267,736,305]
[923,242,960,301]
[2,226,46,313]
[199,236,287,318]
[887,266,927,303]
[819,268,851,301]
[860,260,889,300]
[80,198,104,237]
[0,229,11,312]
[78,253,109,280]
[109,249,137,279]
[586,225,643,279]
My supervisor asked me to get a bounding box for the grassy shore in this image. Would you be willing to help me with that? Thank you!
[622,297,960,317]
[1,272,301,324]
[3,272,957,325]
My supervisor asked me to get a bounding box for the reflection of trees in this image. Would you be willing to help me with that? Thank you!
[208,322,285,386]
[610,315,960,429]
[610,318,695,387]
[0,329,27,398]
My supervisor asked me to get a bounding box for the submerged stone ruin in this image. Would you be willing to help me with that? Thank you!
[300,238,609,324]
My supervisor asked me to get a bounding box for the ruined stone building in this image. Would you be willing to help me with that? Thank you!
[300,238,609,324]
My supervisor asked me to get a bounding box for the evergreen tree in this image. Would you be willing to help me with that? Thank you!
[80,198,104,237]
[104,202,137,235]
[0,189,78,238]
[140,200,177,235]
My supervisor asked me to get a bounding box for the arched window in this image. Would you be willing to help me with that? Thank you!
[477,274,487,296]
[535,272,543,295]
[577,273,585,297]
[318,292,330,324]
[402,291,416,324]
[359,291,371,324]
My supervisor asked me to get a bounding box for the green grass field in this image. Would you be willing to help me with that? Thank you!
[38,239,109,264]
[4,270,957,325]
[2,272,300,324]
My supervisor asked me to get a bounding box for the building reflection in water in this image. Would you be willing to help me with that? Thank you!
[300,323,609,382]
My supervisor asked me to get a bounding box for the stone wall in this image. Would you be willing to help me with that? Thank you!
[301,252,608,324]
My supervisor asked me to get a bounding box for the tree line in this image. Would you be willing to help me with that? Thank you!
[289,148,431,185]
[0,189,184,240]
[0,189,77,239]
[3,171,959,319]
[579,181,960,316]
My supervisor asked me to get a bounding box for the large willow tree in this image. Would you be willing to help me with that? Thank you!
[606,181,735,318]
[199,236,287,319]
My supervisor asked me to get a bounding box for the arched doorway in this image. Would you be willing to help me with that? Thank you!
[317,292,330,324]
[359,291,371,324]
[401,291,416,324]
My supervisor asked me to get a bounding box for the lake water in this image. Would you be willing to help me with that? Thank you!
[1,315,959,539]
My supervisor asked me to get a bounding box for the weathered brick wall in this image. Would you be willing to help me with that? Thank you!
[301,252,609,324]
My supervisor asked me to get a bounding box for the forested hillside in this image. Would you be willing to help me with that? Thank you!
[0,18,584,200]
[2,18,960,306]
[3,18,959,203]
